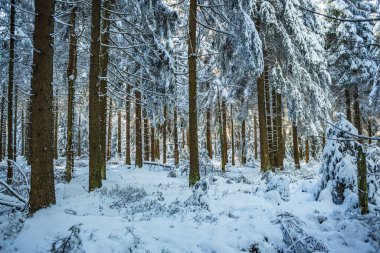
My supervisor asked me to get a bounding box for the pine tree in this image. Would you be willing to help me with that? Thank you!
[29,0,56,212]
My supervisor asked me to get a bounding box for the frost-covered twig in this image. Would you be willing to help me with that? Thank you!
[10,160,30,190]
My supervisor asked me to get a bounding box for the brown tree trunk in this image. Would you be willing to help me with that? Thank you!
[118,109,122,158]
[125,84,131,164]
[368,117,372,144]
[353,85,362,135]
[54,89,58,160]
[357,146,368,214]
[217,92,225,172]
[305,139,309,163]
[254,114,258,160]
[21,109,25,156]
[230,105,235,166]
[13,85,17,162]
[135,84,143,168]
[150,126,155,161]
[65,6,77,182]
[77,113,81,157]
[222,99,228,167]
[276,93,284,168]
[292,121,300,169]
[6,0,15,184]
[163,104,167,163]
[29,0,56,212]
[99,0,113,180]
[271,89,278,168]
[0,87,5,160]
[241,120,246,165]
[265,66,274,169]
[88,0,102,191]
[257,73,270,171]
[143,108,149,161]
[107,100,112,161]
[188,0,200,186]
[174,103,179,165]
[345,88,352,122]
[206,105,212,159]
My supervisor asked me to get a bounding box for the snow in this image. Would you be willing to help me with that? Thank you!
[1,159,379,253]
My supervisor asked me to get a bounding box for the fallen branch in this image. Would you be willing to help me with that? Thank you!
[0,179,27,203]
[0,199,25,209]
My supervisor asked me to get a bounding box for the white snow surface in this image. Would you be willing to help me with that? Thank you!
[1,159,379,253]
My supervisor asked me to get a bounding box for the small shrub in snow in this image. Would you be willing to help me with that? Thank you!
[367,145,380,204]
[50,224,84,253]
[316,115,359,205]
[226,173,251,184]
[100,185,147,209]
[263,172,290,201]
[274,212,328,253]
[167,169,178,178]
[185,178,209,209]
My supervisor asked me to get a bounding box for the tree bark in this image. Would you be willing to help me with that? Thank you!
[357,145,368,214]
[29,0,56,212]
[135,83,143,168]
[276,93,284,168]
[265,66,274,169]
[7,0,15,184]
[206,86,212,159]
[118,109,122,158]
[257,73,270,171]
[305,139,309,163]
[292,121,300,169]
[125,84,131,164]
[54,89,58,160]
[65,6,77,182]
[368,117,372,144]
[353,85,362,136]
[150,126,155,161]
[77,113,81,157]
[99,0,113,180]
[163,104,167,163]
[271,89,278,168]
[188,0,200,186]
[174,103,179,165]
[0,86,5,160]
[345,88,352,122]
[254,114,258,160]
[21,109,24,156]
[143,108,149,161]
[222,99,228,168]
[230,105,235,166]
[106,100,112,161]
[88,0,102,191]
[13,85,17,162]
[241,120,246,165]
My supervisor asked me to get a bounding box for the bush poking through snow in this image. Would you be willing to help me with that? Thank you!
[317,115,359,205]
[167,169,178,178]
[185,178,209,209]
[262,172,290,201]
[100,185,148,209]
[50,224,84,253]
[274,212,328,253]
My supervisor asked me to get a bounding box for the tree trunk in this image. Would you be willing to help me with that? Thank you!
[222,99,228,168]
[241,120,246,165]
[292,121,300,169]
[257,73,270,171]
[13,85,17,162]
[150,126,155,161]
[65,6,77,182]
[271,88,278,168]
[77,113,81,157]
[54,90,58,160]
[135,83,143,168]
[305,139,309,163]
[106,100,112,161]
[125,84,131,164]
[29,0,56,212]
[353,85,362,136]
[206,87,212,159]
[230,105,235,166]
[265,66,274,169]
[0,87,5,160]
[188,0,200,186]
[163,104,167,164]
[217,92,225,172]
[7,0,15,184]
[143,108,149,161]
[21,109,24,156]
[357,145,368,214]
[118,109,122,158]
[254,114,258,160]
[345,88,352,122]
[368,117,372,144]
[99,0,113,180]
[174,103,179,165]
[276,93,284,168]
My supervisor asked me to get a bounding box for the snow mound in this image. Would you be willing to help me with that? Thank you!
[185,178,209,209]
[263,172,290,201]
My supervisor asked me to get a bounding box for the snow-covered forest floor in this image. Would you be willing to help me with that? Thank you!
[1,158,380,253]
